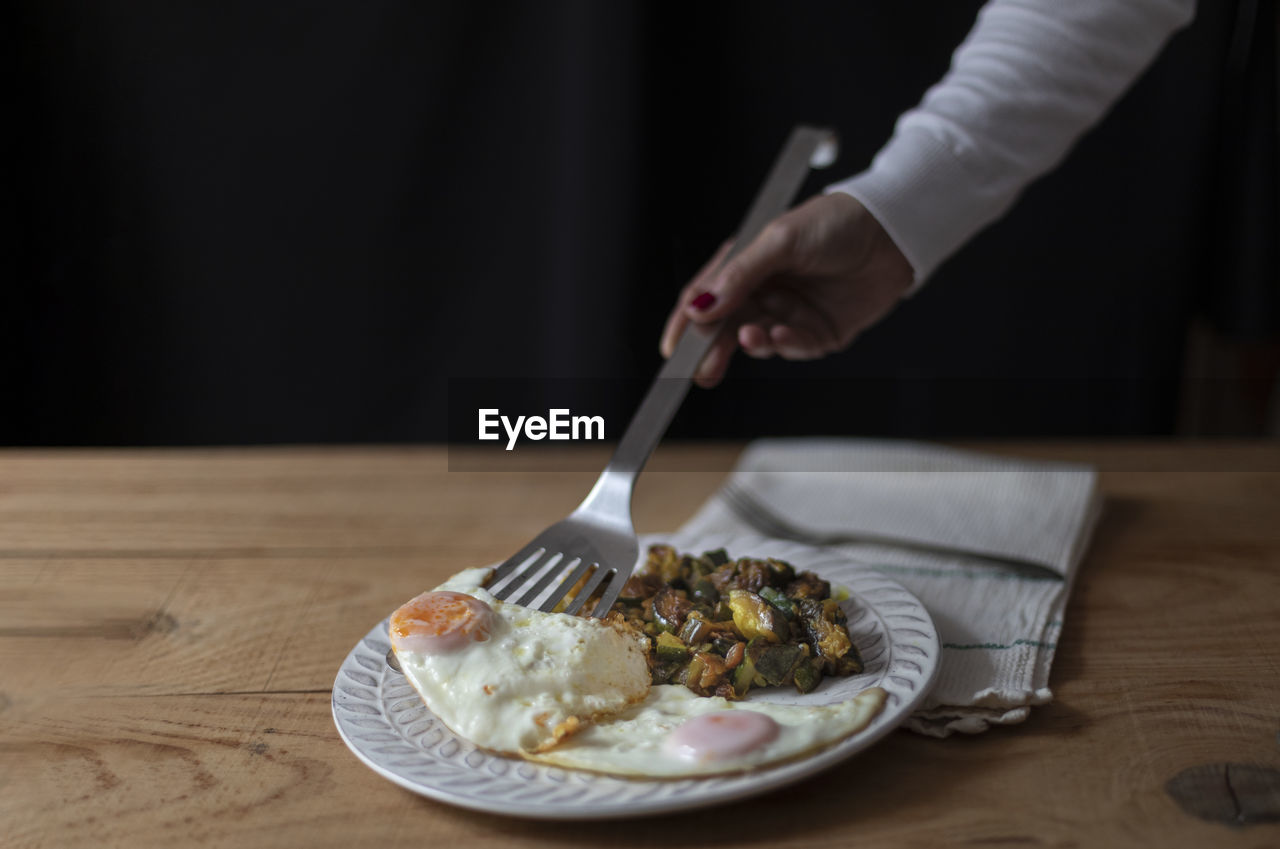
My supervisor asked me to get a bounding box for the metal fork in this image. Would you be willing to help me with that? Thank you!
[484,125,840,619]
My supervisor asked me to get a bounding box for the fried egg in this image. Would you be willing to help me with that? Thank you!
[525,683,886,777]
[389,566,889,777]
[389,568,650,754]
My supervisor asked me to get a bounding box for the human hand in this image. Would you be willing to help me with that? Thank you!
[659,192,915,387]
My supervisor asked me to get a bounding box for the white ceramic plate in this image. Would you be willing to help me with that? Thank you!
[332,532,939,819]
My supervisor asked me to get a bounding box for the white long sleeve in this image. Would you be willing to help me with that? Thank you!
[827,0,1196,285]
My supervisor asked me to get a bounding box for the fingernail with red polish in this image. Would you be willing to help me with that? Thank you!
[690,291,717,311]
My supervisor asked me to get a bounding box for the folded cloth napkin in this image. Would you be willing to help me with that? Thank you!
[679,438,1101,738]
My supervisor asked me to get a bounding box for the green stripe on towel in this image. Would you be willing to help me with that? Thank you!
[871,564,1062,582]
[943,639,1057,650]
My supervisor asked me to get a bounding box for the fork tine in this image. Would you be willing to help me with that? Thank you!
[538,557,597,612]
[589,570,628,618]
[489,546,549,600]
[509,552,572,607]
[561,565,615,617]
[492,544,543,582]
[722,483,800,541]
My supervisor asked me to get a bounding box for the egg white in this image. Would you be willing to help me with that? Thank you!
[525,683,886,777]
[391,568,650,754]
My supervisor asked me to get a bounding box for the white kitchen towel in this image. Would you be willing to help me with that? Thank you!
[678,438,1101,737]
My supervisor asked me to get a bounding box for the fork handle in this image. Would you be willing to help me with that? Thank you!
[581,125,838,514]
[660,126,839,384]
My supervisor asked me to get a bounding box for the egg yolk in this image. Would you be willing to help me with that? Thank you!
[390,590,494,655]
[662,710,781,762]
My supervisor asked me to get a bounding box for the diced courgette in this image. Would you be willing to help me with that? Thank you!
[766,557,796,584]
[651,658,683,684]
[759,585,797,620]
[681,654,706,689]
[792,659,822,693]
[731,651,757,698]
[690,577,720,606]
[753,643,803,686]
[654,631,688,662]
[703,548,730,567]
[676,614,711,646]
[728,589,791,643]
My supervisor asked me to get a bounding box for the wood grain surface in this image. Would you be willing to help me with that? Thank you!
[2,443,1278,848]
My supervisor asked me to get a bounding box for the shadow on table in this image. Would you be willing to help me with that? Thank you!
[1045,494,1149,694]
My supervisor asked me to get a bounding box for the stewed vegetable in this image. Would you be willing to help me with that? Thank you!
[608,545,864,699]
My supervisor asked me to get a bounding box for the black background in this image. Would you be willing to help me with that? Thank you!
[9,1,1277,445]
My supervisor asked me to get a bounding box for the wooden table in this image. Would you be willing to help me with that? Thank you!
[3,442,1278,848]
